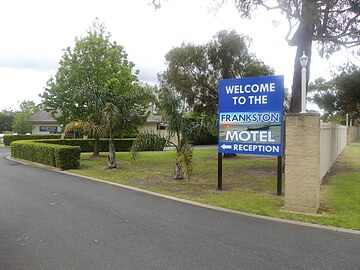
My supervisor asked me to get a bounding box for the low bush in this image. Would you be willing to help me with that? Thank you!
[37,138,135,152]
[11,140,80,170]
[54,146,81,170]
[191,134,218,145]
[131,132,166,152]
[4,134,61,146]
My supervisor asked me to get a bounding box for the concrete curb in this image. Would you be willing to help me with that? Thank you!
[7,155,360,236]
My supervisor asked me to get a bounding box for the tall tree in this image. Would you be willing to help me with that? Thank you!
[12,100,38,134]
[102,102,119,168]
[310,65,360,123]
[159,30,274,116]
[309,77,338,121]
[132,88,207,180]
[215,0,360,112]
[41,19,148,156]
[152,0,360,112]
[333,66,360,123]
[0,113,14,133]
[103,86,152,168]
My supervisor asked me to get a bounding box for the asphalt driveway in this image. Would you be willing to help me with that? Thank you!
[0,147,359,270]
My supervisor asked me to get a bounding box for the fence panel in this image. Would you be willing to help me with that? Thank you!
[319,123,348,181]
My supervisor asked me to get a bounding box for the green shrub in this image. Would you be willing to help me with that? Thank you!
[191,134,218,145]
[36,138,135,152]
[11,140,80,169]
[54,146,81,170]
[4,134,61,146]
[131,132,166,152]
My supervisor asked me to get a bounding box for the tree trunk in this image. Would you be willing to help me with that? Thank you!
[107,129,117,169]
[174,132,184,179]
[289,1,315,113]
[173,160,184,180]
[174,147,184,179]
[92,132,100,157]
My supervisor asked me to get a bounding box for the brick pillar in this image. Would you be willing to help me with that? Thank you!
[284,113,320,214]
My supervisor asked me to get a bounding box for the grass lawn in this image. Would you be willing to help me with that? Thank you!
[68,144,360,230]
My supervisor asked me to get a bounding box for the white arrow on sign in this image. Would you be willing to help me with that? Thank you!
[221,144,232,150]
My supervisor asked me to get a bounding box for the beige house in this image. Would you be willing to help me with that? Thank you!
[29,110,165,135]
[29,110,62,134]
[137,115,165,133]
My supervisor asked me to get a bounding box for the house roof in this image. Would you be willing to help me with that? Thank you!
[146,115,162,123]
[29,110,61,124]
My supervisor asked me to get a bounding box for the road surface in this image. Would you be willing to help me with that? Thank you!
[0,147,359,269]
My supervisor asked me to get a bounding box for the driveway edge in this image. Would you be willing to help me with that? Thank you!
[7,155,360,235]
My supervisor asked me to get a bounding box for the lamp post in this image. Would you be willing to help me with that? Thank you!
[299,51,309,113]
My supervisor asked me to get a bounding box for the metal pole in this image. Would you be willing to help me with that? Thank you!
[218,152,222,191]
[277,155,282,196]
[299,51,308,114]
[300,65,307,113]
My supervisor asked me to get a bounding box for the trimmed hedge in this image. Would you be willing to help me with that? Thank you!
[36,138,135,152]
[54,146,81,170]
[11,140,80,170]
[4,134,61,146]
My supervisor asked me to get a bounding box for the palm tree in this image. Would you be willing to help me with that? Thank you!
[132,88,206,180]
[102,102,119,168]
[64,120,104,158]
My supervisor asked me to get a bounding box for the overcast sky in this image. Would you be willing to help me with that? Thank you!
[0,0,352,111]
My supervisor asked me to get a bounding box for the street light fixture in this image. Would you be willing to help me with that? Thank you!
[299,51,308,113]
